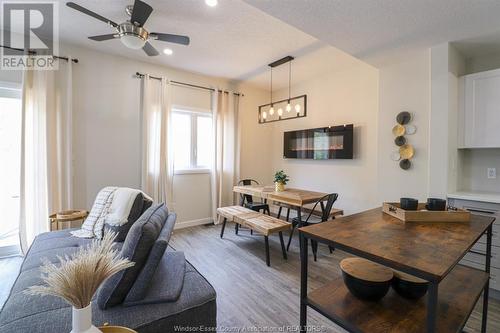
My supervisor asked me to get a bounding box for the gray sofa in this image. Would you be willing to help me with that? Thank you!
[0,211,216,333]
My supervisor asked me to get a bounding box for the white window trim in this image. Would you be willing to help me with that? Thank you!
[172,106,213,174]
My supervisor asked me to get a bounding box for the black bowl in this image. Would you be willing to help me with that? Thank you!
[340,258,393,301]
[391,271,429,300]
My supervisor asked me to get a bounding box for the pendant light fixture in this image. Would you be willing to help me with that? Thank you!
[269,66,274,115]
[286,60,292,112]
[258,55,307,124]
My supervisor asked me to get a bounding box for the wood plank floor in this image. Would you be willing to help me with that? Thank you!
[169,223,500,333]
[0,225,498,332]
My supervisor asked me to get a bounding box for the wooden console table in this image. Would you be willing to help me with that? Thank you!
[298,208,495,333]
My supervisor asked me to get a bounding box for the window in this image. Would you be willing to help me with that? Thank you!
[0,81,22,256]
[171,108,213,172]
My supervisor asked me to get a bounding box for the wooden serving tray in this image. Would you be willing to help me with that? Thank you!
[382,202,470,223]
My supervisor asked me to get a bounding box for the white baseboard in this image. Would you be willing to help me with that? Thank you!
[174,217,214,230]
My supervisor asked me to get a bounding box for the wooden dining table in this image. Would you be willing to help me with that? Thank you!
[232,185,341,227]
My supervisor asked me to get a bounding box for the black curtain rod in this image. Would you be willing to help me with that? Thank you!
[0,45,79,63]
[135,72,243,97]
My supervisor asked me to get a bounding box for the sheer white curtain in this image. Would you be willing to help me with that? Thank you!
[211,90,240,223]
[140,75,174,205]
[19,59,73,253]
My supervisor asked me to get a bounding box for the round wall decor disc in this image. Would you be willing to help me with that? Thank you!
[392,124,406,136]
[396,111,412,125]
[390,151,401,161]
[405,124,417,135]
[400,159,411,170]
[399,144,414,159]
[394,136,406,146]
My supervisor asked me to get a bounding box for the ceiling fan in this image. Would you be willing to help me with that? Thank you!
[66,0,190,56]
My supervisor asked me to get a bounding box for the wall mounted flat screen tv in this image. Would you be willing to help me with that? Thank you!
[283,124,354,159]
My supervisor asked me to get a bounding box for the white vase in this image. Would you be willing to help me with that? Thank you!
[71,303,101,333]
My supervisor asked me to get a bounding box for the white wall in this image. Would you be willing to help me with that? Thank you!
[58,43,262,227]
[240,49,380,216]
[377,51,431,202]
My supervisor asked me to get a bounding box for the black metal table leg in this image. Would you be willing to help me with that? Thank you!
[482,225,493,333]
[277,206,283,219]
[300,232,308,331]
[264,236,270,266]
[279,232,287,260]
[426,280,438,333]
[286,208,290,221]
[220,217,227,238]
[311,240,318,262]
[235,223,239,235]
[287,206,302,251]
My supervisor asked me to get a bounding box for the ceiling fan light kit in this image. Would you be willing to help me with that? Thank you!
[66,0,190,56]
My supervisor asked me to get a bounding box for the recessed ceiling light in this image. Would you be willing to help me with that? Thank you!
[205,0,218,7]
[163,48,173,55]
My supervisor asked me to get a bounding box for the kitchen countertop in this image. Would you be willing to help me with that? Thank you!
[447,191,500,204]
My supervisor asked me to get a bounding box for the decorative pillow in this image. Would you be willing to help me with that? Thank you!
[96,203,168,309]
[123,251,186,306]
[124,212,176,303]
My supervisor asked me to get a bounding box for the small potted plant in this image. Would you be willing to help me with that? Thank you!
[274,170,290,192]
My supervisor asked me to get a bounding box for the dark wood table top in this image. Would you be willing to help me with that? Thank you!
[299,208,495,281]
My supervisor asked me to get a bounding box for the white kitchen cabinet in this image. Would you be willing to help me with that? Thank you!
[459,68,500,148]
[447,197,499,291]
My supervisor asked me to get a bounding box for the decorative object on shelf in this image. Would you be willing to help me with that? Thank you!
[382,202,471,222]
[50,209,89,231]
[340,257,393,301]
[391,270,429,300]
[392,112,417,170]
[400,197,418,211]
[274,170,289,192]
[258,56,307,123]
[25,231,134,333]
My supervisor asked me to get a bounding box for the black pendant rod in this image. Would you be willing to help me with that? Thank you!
[135,72,243,97]
[0,45,79,63]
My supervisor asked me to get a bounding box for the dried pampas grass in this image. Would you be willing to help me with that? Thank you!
[25,231,134,309]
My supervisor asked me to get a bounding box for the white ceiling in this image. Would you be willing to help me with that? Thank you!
[52,0,319,83]
[243,0,500,66]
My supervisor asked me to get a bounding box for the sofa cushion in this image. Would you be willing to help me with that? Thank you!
[96,203,168,309]
[104,193,149,242]
[124,251,185,306]
[124,213,176,303]
[0,259,216,333]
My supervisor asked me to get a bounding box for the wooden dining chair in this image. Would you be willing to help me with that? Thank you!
[236,179,270,235]
[287,193,339,261]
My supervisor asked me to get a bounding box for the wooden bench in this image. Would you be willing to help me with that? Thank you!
[217,206,291,266]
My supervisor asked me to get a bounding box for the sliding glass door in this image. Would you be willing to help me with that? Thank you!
[0,81,22,257]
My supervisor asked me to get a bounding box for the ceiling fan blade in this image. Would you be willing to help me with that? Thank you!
[150,33,190,45]
[143,42,159,56]
[131,0,153,27]
[88,34,118,41]
[67,2,118,28]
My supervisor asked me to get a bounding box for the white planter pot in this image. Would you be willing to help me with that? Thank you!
[71,303,101,333]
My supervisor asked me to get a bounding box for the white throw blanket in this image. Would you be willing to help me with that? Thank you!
[104,188,145,226]
[71,187,152,239]
[71,186,117,238]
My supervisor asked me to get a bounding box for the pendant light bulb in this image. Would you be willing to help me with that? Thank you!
[262,111,267,120]
[278,108,283,116]
[269,105,274,115]
[295,104,301,113]
[286,101,291,112]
